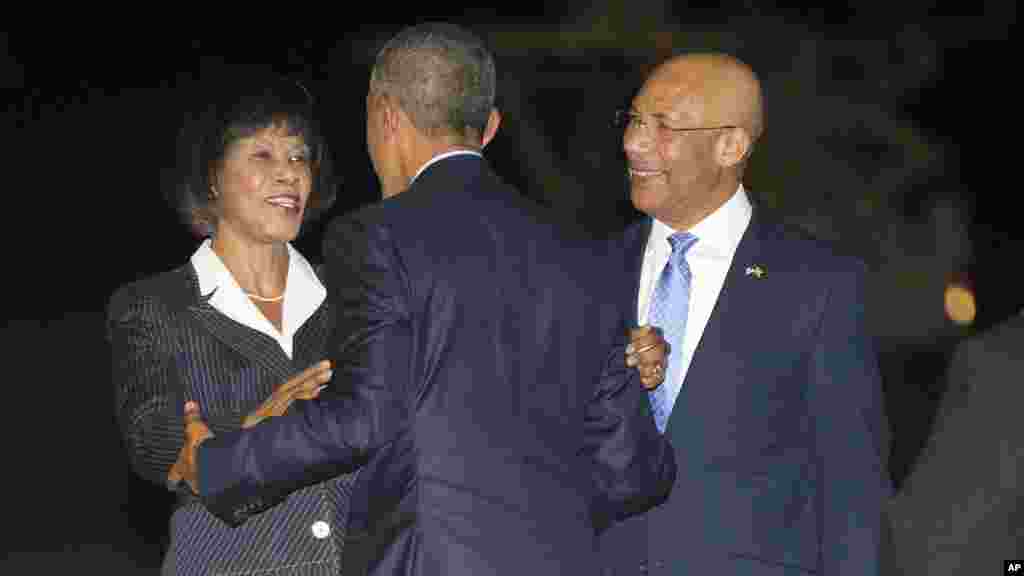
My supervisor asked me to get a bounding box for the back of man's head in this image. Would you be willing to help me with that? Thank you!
[371,23,496,144]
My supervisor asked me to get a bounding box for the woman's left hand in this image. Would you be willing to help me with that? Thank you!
[626,325,668,390]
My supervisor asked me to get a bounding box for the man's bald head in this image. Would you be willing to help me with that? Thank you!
[646,53,763,144]
[624,53,764,230]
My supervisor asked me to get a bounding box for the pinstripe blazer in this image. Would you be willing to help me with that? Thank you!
[108,261,357,576]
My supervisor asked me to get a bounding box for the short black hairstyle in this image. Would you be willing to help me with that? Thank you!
[169,67,335,238]
[371,22,496,141]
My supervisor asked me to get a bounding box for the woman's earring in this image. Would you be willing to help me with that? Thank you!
[209,186,218,199]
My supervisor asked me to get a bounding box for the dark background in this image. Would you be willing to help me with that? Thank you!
[3,4,1017,571]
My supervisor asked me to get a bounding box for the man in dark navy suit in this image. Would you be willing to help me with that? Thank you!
[598,53,891,574]
[176,23,676,576]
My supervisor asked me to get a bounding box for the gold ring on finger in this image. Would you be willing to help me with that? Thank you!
[632,342,658,355]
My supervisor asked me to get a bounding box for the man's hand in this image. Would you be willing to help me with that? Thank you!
[626,326,668,390]
[243,360,333,429]
[165,361,333,492]
[167,401,213,494]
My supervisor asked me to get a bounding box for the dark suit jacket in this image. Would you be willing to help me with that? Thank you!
[196,155,677,576]
[598,214,890,575]
[108,263,357,575]
[885,312,1024,574]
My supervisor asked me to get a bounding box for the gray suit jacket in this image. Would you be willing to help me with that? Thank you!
[885,312,1024,574]
[108,263,357,576]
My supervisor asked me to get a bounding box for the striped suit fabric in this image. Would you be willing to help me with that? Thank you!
[108,263,357,575]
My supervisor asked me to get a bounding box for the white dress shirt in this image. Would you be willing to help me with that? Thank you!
[637,185,752,402]
[190,239,326,359]
[410,150,483,185]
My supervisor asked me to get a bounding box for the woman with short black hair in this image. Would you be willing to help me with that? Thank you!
[108,69,353,575]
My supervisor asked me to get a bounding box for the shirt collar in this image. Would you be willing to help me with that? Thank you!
[282,242,327,338]
[191,238,240,301]
[190,238,326,344]
[410,149,483,186]
[649,184,752,259]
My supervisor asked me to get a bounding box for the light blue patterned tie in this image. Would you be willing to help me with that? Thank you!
[647,231,698,433]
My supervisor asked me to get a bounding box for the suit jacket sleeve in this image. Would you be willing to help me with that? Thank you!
[808,260,891,575]
[108,286,262,488]
[197,215,413,526]
[585,334,676,534]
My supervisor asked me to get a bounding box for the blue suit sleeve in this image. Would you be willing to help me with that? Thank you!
[585,336,677,533]
[808,261,892,574]
[197,215,413,526]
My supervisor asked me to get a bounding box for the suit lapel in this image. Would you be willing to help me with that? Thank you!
[182,265,296,384]
[664,215,768,435]
[291,299,330,370]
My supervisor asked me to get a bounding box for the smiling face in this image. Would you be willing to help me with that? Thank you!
[211,123,312,245]
[624,54,762,231]
[624,68,728,231]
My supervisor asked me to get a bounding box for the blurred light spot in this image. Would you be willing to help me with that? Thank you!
[944,282,976,326]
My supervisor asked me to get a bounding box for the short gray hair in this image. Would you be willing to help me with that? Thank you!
[371,22,496,141]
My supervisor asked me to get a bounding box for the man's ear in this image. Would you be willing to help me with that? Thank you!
[715,127,752,169]
[380,94,401,136]
[481,108,501,149]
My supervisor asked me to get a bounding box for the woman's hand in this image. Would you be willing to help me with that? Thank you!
[242,360,334,429]
[626,326,668,390]
[167,401,213,493]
